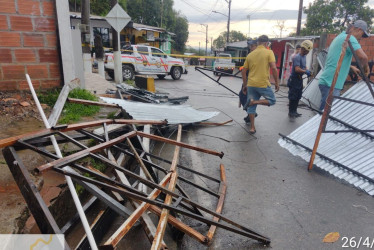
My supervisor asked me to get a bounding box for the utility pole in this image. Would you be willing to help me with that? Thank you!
[160,0,163,27]
[247,14,250,38]
[296,0,303,35]
[211,37,213,53]
[226,0,231,44]
[200,24,208,56]
[81,0,91,72]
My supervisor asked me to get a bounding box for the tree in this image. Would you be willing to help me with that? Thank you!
[170,12,189,53]
[213,30,247,49]
[302,0,374,35]
[274,20,287,38]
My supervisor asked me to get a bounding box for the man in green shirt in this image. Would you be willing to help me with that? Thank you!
[319,20,369,110]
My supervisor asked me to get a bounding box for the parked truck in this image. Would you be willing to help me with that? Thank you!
[213,53,235,75]
[104,45,187,80]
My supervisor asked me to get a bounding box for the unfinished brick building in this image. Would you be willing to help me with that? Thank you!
[0,0,62,91]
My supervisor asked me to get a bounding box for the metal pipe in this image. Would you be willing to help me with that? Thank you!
[25,74,98,250]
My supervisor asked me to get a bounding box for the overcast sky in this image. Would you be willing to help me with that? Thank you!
[173,0,374,48]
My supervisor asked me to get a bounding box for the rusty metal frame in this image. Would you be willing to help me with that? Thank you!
[1,119,270,247]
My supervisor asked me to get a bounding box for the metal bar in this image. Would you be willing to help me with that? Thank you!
[125,137,154,181]
[136,131,224,158]
[334,96,374,108]
[348,40,374,98]
[78,129,221,183]
[2,147,63,234]
[61,195,98,234]
[76,207,117,250]
[323,129,374,133]
[172,196,183,208]
[56,168,270,244]
[308,34,351,171]
[16,141,135,219]
[195,67,239,96]
[68,97,120,108]
[36,131,137,172]
[152,125,182,250]
[177,176,219,198]
[102,173,172,249]
[206,164,227,244]
[310,107,374,140]
[279,133,374,185]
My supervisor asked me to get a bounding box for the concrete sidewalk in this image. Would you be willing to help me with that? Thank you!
[84,72,117,95]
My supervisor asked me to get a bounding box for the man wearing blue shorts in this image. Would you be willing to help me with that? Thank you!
[241,35,279,134]
[319,20,369,110]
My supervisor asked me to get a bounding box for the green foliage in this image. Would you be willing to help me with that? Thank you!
[171,12,189,53]
[302,0,374,35]
[107,111,117,119]
[213,30,247,49]
[38,88,100,124]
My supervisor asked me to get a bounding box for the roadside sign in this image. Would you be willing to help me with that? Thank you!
[105,4,131,32]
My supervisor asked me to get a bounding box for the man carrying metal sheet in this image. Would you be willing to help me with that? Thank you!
[318,20,370,110]
[287,40,313,118]
[241,35,279,134]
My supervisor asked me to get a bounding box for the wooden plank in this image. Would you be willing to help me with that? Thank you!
[151,125,182,250]
[48,79,80,126]
[102,173,172,248]
[198,120,233,126]
[0,119,167,149]
[206,164,227,244]
[136,131,224,158]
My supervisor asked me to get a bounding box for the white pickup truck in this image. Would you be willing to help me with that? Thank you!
[213,53,235,75]
[104,45,187,80]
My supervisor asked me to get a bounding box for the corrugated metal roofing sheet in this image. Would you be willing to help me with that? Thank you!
[100,97,219,124]
[301,70,323,110]
[279,81,374,196]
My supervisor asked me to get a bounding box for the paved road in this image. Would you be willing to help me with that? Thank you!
[152,69,374,250]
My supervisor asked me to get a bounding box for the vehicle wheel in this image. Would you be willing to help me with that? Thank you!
[157,75,166,80]
[122,65,134,80]
[107,70,114,79]
[171,67,182,80]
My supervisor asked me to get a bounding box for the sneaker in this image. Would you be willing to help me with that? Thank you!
[295,112,302,117]
[244,116,250,123]
[288,112,297,118]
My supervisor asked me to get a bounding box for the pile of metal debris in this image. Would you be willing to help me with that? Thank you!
[0,75,269,249]
[108,83,189,104]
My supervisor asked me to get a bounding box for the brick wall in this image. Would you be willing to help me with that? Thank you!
[326,34,374,62]
[0,0,62,91]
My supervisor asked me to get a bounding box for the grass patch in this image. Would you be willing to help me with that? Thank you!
[38,88,100,124]
[107,111,117,119]
[75,157,107,195]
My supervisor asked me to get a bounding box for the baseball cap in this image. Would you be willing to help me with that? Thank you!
[258,35,269,42]
[296,44,301,49]
[353,20,369,38]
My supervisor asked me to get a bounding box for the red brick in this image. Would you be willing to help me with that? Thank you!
[17,0,41,16]
[34,17,56,32]
[0,0,16,14]
[0,81,18,91]
[23,33,44,47]
[0,49,12,63]
[2,65,25,80]
[15,49,36,63]
[0,32,21,46]
[45,34,57,47]
[19,79,40,90]
[48,63,60,78]
[0,15,8,30]
[27,64,48,78]
[10,16,33,31]
[42,1,55,17]
[39,49,59,63]
[40,79,61,89]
